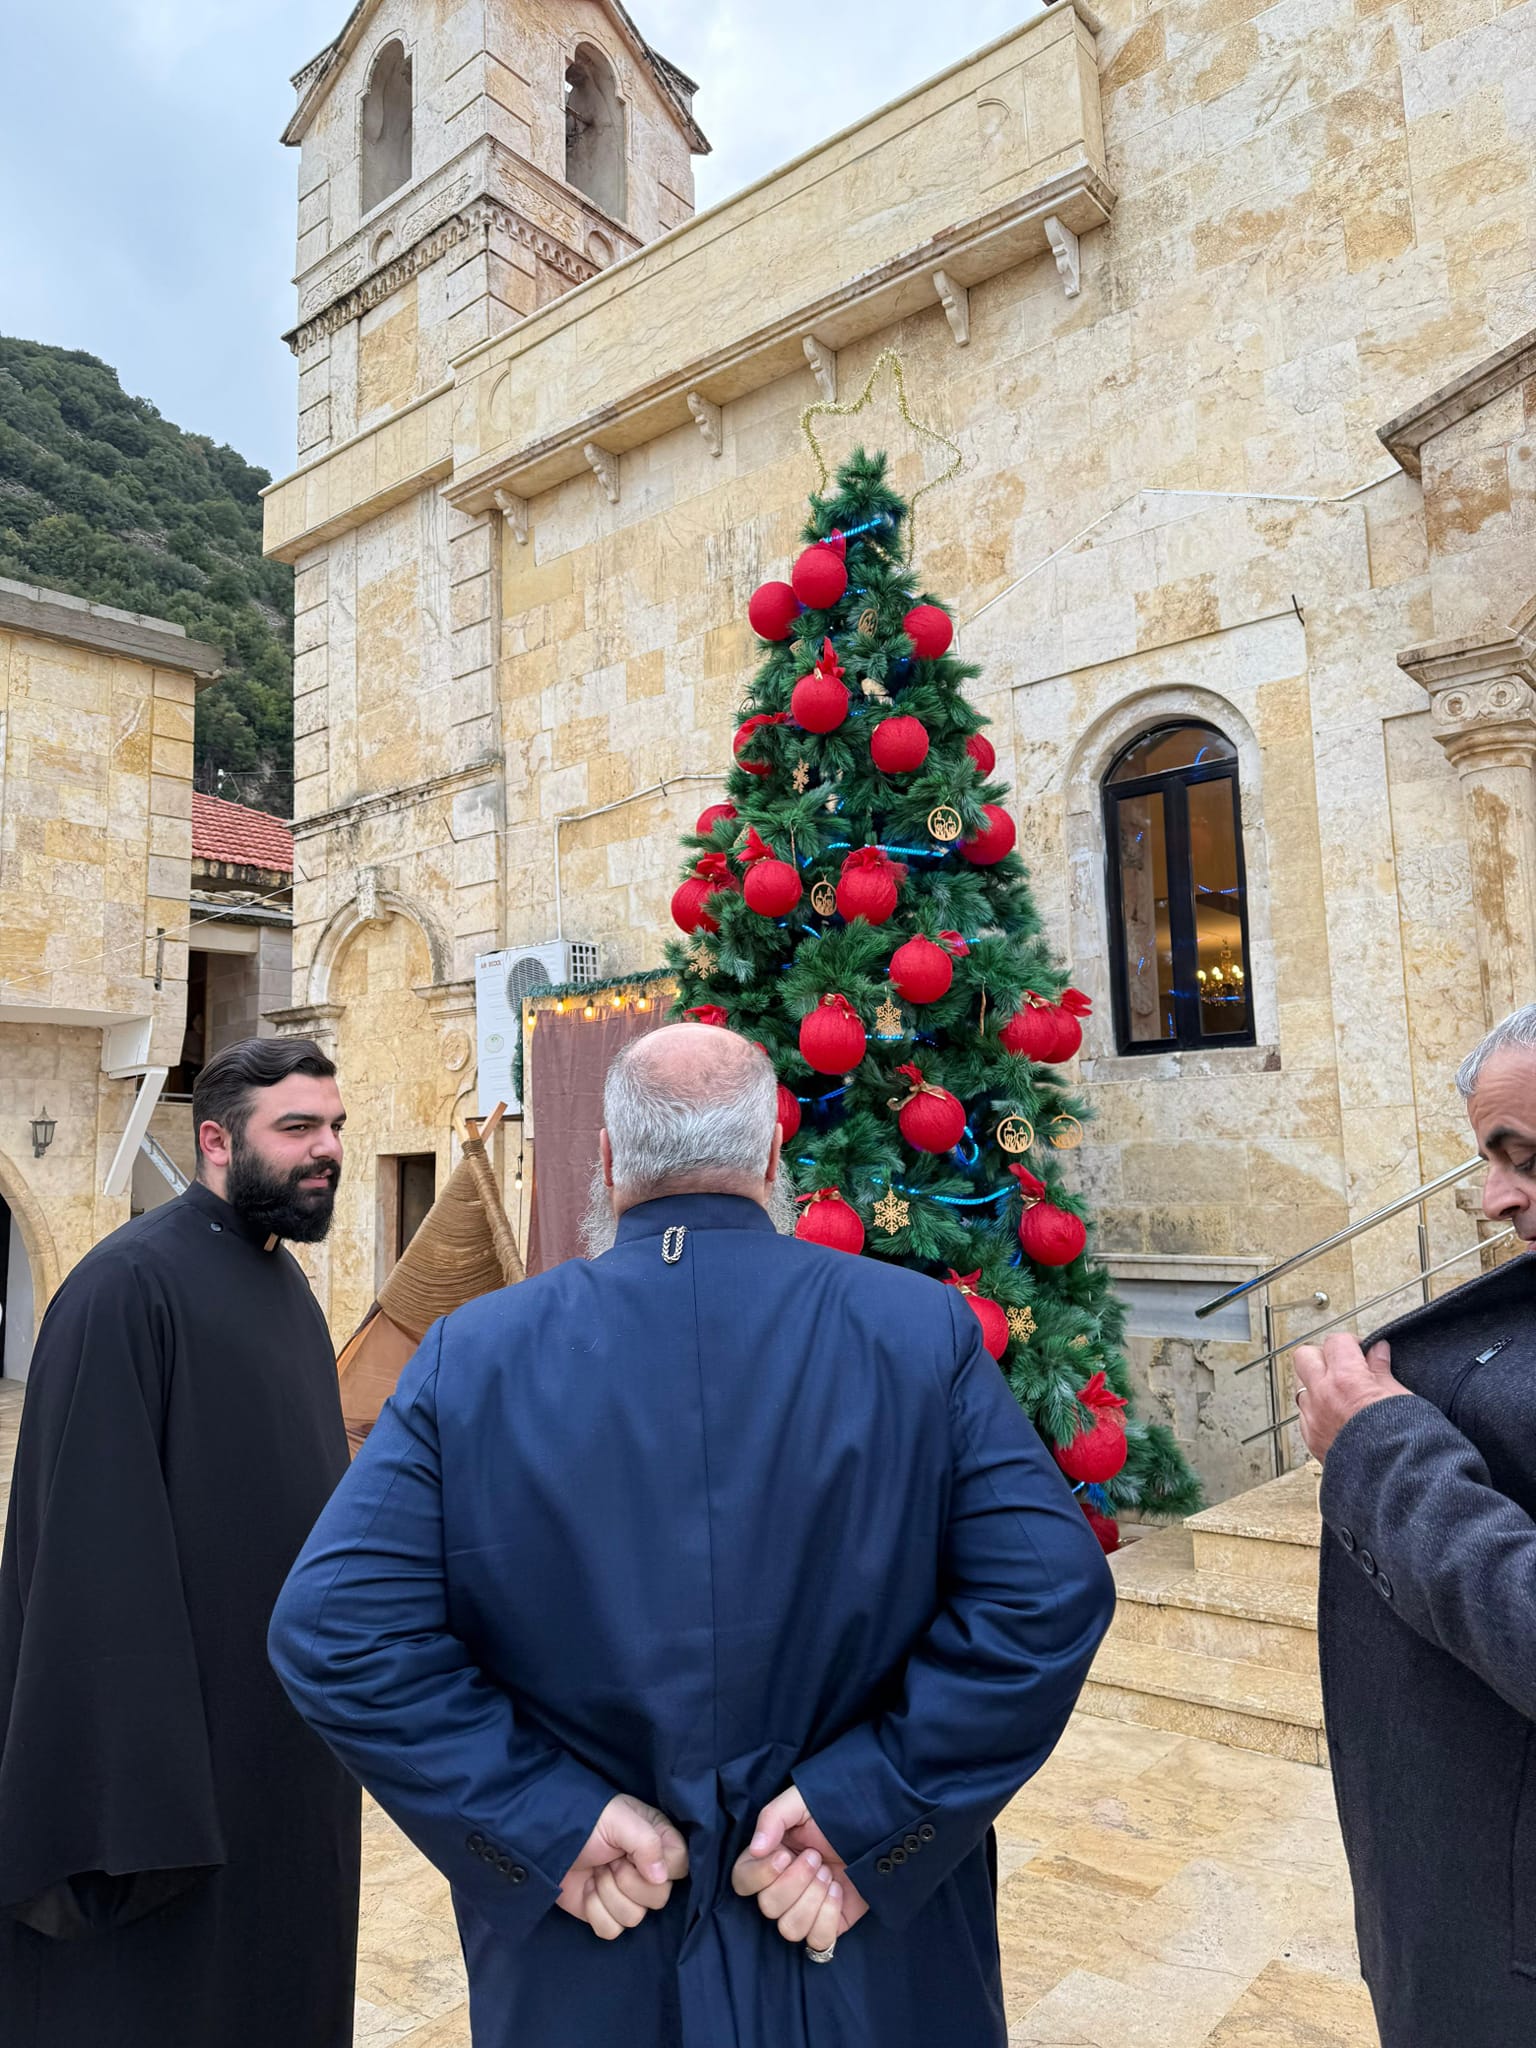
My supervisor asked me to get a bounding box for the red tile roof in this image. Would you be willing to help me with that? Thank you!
[192,792,294,875]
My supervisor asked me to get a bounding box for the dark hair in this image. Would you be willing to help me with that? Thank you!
[192,1038,337,1161]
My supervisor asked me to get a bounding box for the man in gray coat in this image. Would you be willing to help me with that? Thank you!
[1295,1004,1536,2048]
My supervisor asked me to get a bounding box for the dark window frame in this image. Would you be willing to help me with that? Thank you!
[1102,723,1255,1056]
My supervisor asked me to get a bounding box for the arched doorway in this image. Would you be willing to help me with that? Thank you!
[0,1192,36,1382]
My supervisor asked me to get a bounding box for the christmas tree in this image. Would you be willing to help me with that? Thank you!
[666,441,1201,1538]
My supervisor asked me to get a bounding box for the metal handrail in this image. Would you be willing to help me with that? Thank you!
[1196,1152,1502,1479]
[1195,1156,1483,1319]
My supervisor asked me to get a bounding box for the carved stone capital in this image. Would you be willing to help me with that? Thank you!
[266,1002,344,1049]
[1400,632,1536,770]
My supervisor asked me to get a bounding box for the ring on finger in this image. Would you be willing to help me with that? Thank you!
[806,1939,836,1964]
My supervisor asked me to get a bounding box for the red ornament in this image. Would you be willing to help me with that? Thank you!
[960,804,1017,865]
[791,639,849,734]
[685,1004,731,1028]
[870,715,930,774]
[670,853,735,935]
[939,930,970,958]
[835,846,904,926]
[776,1084,802,1142]
[903,603,954,659]
[799,993,867,1074]
[1082,1503,1121,1554]
[748,581,800,641]
[696,801,737,836]
[1049,989,1093,1062]
[740,828,803,918]
[1011,1166,1087,1267]
[733,711,791,776]
[795,1186,865,1254]
[966,731,997,776]
[791,544,849,610]
[888,934,954,1005]
[893,1063,967,1155]
[999,994,1059,1061]
[944,1270,1010,1360]
[1056,1371,1129,1484]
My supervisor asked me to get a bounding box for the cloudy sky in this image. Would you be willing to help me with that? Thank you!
[1,1,1039,479]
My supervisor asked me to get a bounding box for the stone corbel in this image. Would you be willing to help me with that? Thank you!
[583,442,620,504]
[1400,627,1536,1022]
[932,270,970,346]
[686,391,723,456]
[1044,216,1081,299]
[493,489,529,544]
[266,1002,345,1051]
[802,335,837,402]
[355,865,386,925]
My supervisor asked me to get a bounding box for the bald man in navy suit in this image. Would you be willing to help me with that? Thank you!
[271,1022,1113,2048]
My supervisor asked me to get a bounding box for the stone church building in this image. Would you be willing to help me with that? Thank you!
[263,0,1536,1502]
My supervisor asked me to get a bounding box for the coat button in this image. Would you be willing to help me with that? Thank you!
[890,1846,907,1866]
[876,1856,894,1876]
[480,1844,496,1862]
[496,1854,512,1876]
[509,1865,528,1883]
[1338,1529,1356,1552]
[1358,1550,1376,1575]
[1376,1573,1393,1599]
[918,1824,936,1843]
[903,1833,921,1853]
[467,1833,485,1854]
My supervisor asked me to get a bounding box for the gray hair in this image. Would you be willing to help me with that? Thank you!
[603,1027,779,1198]
[1456,1003,1536,1099]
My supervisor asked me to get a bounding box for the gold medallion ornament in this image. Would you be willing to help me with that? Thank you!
[873,1190,911,1236]
[811,880,838,916]
[995,1114,1035,1155]
[874,995,905,1036]
[792,762,811,793]
[1049,1115,1085,1151]
[1007,1305,1037,1344]
[927,805,963,843]
[857,607,879,637]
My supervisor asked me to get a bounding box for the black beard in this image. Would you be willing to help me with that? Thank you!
[225,1137,339,1244]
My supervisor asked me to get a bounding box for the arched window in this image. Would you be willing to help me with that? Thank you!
[565,44,626,220]
[1103,722,1253,1053]
[361,40,413,216]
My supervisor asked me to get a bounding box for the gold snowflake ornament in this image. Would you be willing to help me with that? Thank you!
[872,1190,910,1236]
[792,762,811,793]
[874,995,905,1036]
[1007,1305,1037,1344]
[692,944,717,974]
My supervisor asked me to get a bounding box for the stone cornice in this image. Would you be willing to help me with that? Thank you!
[291,761,502,839]
[1378,325,1536,477]
[0,578,223,680]
[286,200,599,356]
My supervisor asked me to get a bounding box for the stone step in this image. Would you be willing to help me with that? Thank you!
[1187,1467,1321,1589]
[1107,1526,1318,1674]
[1082,1637,1326,1767]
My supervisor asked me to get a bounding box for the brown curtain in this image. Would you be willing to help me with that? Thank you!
[526,1005,665,1273]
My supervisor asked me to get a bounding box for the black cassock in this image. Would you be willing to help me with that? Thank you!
[0,1180,359,2048]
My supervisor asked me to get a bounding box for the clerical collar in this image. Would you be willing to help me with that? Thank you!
[181,1178,284,1252]
[615,1193,777,1244]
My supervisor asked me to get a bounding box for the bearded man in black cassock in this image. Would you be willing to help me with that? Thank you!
[0,1036,360,2048]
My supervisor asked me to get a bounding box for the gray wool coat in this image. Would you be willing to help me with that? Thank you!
[1318,1251,1536,2048]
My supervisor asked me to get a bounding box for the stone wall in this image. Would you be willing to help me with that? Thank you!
[266,0,1536,1497]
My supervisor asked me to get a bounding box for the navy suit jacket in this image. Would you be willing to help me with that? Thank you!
[270,1194,1115,2048]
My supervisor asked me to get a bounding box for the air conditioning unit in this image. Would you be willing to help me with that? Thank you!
[475,941,601,1114]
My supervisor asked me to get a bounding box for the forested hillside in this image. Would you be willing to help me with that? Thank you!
[0,338,294,814]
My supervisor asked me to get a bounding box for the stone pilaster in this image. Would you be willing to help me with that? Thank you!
[1400,632,1536,1025]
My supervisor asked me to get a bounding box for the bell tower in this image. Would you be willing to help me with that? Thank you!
[280,0,708,460]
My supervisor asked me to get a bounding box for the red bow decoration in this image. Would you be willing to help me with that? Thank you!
[686,1005,730,1028]
[817,992,862,1022]
[940,931,970,957]
[1010,1164,1048,1207]
[796,1186,843,1207]
[840,845,909,883]
[1020,989,1051,1011]
[893,1061,946,1101]
[945,1268,983,1296]
[814,638,846,685]
[1061,988,1093,1018]
[740,828,779,866]
[1075,1370,1127,1417]
[824,530,847,559]
[735,711,791,753]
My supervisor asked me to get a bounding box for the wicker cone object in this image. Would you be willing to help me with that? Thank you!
[337,1113,524,1452]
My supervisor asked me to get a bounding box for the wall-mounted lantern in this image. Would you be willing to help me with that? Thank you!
[31,1108,56,1160]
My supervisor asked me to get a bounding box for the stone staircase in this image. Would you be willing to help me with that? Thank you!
[1082,1467,1327,1765]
